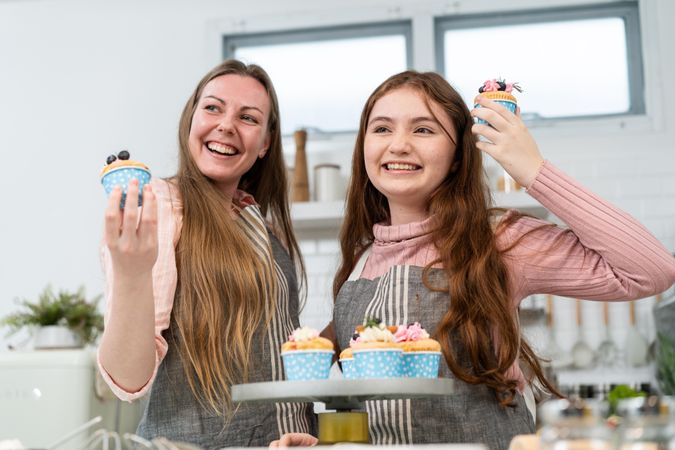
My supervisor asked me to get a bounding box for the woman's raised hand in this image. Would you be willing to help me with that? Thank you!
[269,433,319,448]
[104,179,158,279]
[471,96,544,189]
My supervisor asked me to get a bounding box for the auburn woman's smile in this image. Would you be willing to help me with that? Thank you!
[382,161,422,173]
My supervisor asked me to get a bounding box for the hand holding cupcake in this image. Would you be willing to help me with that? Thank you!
[100,150,152,208]
[473,78,522,125]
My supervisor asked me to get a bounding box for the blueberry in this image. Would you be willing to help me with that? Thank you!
[497,81,507,91]
[106,154,117,165]
[478,86,484,93]
[118,150,130,160]
[352,333,360,340]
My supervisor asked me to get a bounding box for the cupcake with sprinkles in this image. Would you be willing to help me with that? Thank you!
[100,150,151,208]
[351,317,403,379]
[394,322,442,378]
[281,326,334,381]
[474,78,522,125]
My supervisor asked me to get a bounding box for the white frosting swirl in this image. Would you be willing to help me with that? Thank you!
[358,323,395,343]
[289,326,319,342]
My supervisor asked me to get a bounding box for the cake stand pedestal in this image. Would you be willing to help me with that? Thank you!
[232,378,453,444]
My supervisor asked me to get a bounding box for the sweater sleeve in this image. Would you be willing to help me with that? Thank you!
[499,161,675,305]
[96,178,182,402]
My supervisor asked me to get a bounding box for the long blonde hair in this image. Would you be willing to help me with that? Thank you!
[172,60,303,414]
[335,71,559,405]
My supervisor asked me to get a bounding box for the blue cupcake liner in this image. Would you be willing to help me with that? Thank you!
[281,350,334,381]
[402,351,441,378]
[101,166,152,208]
[339,358,358,379]
[352,348,403,379]
[474,99,517,125]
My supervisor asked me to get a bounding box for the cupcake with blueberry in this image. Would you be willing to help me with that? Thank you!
[351,318,403,379]
[474,78,522,125]
[100,150,151,208]
[394,322,442,378]
[281,326,334,381]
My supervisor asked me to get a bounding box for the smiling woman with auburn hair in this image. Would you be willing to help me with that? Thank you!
[275,70,675,450]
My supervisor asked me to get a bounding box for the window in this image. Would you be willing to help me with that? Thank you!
[435,2,644,122]
[224,22,411,135]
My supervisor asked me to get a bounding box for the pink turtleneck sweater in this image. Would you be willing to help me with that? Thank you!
[359,161,675,389]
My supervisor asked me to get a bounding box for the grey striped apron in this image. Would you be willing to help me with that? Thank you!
[136,204,315,449]
[333,250,534,450]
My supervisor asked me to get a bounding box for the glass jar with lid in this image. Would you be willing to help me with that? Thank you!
[539,398,613,450]
[617,396,675,450]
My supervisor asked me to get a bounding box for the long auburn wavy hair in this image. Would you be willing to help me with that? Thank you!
[172,60,304,414]
[334,70,559,405]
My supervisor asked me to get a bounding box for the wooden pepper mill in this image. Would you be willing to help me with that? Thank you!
[292,129,310,202]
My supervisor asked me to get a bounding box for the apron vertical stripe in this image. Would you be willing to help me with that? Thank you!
[239,205,310,436]
[357,264,416,444]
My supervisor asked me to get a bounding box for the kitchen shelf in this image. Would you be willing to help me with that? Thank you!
[554,366,655,388]
[291,191,548,232]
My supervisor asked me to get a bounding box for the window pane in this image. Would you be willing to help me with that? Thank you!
[443,18,630,119]
[234,35,408,135]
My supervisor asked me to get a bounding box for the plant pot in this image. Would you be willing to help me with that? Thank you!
[33,325,83,349]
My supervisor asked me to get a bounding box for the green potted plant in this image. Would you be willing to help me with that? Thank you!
[0,285,103,349]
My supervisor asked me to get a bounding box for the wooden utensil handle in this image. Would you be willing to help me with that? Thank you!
[292,129,309,202]
[546,295,554,327]
[575,299,582,326]
[294,129,307,152]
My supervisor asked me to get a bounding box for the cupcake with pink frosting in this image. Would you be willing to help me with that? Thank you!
[394,322,442,378]
[281,326,334,381]
[474,78,522,125]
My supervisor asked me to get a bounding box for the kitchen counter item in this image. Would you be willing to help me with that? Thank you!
[572,300,595,369]
[313,163,342,202]
[0,349,141,449]
[616,396,675,449]
[539,398,612,450]
[596,303,619,368]
[625,301,648,367]
[540,295,572,369]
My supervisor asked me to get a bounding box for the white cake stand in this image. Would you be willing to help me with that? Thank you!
[232,378,453,444]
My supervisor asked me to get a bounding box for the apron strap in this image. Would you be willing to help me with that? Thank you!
[347,247,371,281]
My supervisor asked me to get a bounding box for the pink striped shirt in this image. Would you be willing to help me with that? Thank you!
[362,161,675,301]
[359,161,675,390]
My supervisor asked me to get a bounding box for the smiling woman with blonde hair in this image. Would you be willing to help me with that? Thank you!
[97,60,314,448]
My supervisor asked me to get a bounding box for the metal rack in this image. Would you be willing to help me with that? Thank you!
[1,416,201,450]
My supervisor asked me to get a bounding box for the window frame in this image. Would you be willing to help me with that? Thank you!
[434,1,645,121]
[223,20,412,71]
[221,20,412,135]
